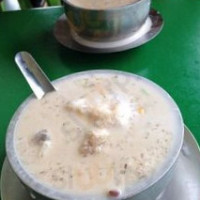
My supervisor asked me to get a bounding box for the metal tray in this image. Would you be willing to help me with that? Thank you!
[1,126,200,200]
[53,9,163,53]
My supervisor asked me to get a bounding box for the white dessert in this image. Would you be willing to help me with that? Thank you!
[67,0,139,9]
[15,72,181,198]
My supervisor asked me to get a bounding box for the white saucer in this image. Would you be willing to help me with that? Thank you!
[53,9,164,53]
[1,126,200,200]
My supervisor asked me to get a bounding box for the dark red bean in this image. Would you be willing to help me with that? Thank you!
[108,190,120,197]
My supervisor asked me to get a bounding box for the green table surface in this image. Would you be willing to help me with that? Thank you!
[0,0,200,176]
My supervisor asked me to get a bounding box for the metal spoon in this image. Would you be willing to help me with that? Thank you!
[15,51,56,99]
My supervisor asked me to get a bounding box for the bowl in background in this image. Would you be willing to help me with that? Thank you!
[62,0,151,42]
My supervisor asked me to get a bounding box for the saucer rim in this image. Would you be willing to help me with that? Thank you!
[53,9,164,53]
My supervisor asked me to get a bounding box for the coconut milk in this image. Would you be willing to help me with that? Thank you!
[15,72,181,198]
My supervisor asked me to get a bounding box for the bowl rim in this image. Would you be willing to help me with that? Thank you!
[6,69,184,200]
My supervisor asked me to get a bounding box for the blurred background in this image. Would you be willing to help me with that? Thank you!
[0,0,61,11]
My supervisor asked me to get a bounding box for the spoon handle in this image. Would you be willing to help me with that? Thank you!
[15,51,55,99]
